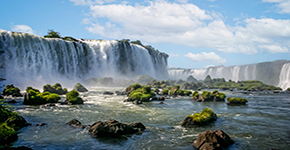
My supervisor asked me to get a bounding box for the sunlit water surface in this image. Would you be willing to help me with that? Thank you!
[9,87,290,150]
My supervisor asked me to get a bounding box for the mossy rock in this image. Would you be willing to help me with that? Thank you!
[227,97,248,105]
[193,90,226,102]
[0,100,30,146]
[43,83,67,95]
[181,108,217,127]
[65,90,83,105]
[2,84,22,97]
[73,83,88,92]
[24,87,61,105]
[127,85,155,102]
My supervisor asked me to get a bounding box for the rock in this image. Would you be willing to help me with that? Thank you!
[159,102,164,104]
[7,100,17,104]
[157,97,165,101]
[6,116,31,130]
[115,91,126,95]
[2,84,22,97]
[34,123,47,127]
[103,91,114,95]
[0,95,4,99]
[73,83,89,92]
[88,119,146,138]
[66,119,84,128]
[193,130,234,150]
[133,100,143,105]
[181,108,217,127]
[149,97,158,101]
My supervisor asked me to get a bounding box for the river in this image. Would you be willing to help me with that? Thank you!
[9,87,290,150]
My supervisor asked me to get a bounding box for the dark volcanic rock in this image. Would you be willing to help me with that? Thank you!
[103,91,114,95]
[157,97,165,101]
[115,91,126,95]
[88,119,146,138]
[193,130,234,150]
[66,119,84,128]
[133,100,143,105]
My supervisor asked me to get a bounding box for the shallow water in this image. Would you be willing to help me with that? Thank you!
[9,87,290,150]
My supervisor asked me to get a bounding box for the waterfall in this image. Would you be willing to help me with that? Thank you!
[0,30,169,90]
[278,63,290,90]
[168,60,290,90]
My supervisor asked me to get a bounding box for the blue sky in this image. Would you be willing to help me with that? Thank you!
[1,0,290,69]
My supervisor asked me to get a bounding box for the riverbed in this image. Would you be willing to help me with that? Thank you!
[9,87,290,149]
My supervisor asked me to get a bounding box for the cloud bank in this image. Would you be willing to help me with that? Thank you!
[71,0,290,55]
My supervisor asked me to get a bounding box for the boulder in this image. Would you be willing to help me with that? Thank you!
[157,97,165,101]
[193,130,234,150]
[2,84,22,97]
[0,95,4,99]
[103,91,114,95]
[73,83,88,92]
[181,108,217,127]
[115,91,126,95]
[66,119,84,128]
[133,100,143,105]
[6,116,30,130]
[88,119,146,138]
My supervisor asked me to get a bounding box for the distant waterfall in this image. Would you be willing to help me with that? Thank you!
[278,63,290,90]
[0,30,168,89]
[168,60,290,90]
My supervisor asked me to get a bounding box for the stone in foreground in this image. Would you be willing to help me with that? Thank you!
[193,130,234,150]
[88,119,146,138]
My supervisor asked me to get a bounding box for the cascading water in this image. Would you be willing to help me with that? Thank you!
[0,30,168,90]
[278,63,290,90]
[168,60,290,89]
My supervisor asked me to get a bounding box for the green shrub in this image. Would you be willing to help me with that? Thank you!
[169,90,175,95]
[66,90,83,104]
[183,90,192,96]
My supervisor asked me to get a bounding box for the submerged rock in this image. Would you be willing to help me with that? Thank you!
[103,91,114,95]
[193,130,234,150]
[133,100,143,105]
[88,119,146,138]
[115,91,126,95]
[66,119,85,128]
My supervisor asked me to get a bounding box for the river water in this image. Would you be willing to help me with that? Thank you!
[9,87,290,150]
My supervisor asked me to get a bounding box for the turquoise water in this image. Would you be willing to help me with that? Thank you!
[8,87,290,150]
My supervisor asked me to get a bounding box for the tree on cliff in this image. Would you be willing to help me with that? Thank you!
[44,29,61,38]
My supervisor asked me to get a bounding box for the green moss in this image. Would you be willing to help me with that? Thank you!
[192,90,199,99]
[161,89,169,95]
[0,122,16,143]
[25,87,60,105]
[43,83,67,95]
[66,90,83,104]
[188,108,217,124]
[227,97,248,103]
[2,84,21,97]
[201,91,211,100]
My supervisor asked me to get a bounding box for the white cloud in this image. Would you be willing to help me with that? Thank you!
[184,52,227,64]
[11,24,34,34]
[262,0,290,13]
[79,1,290,54]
